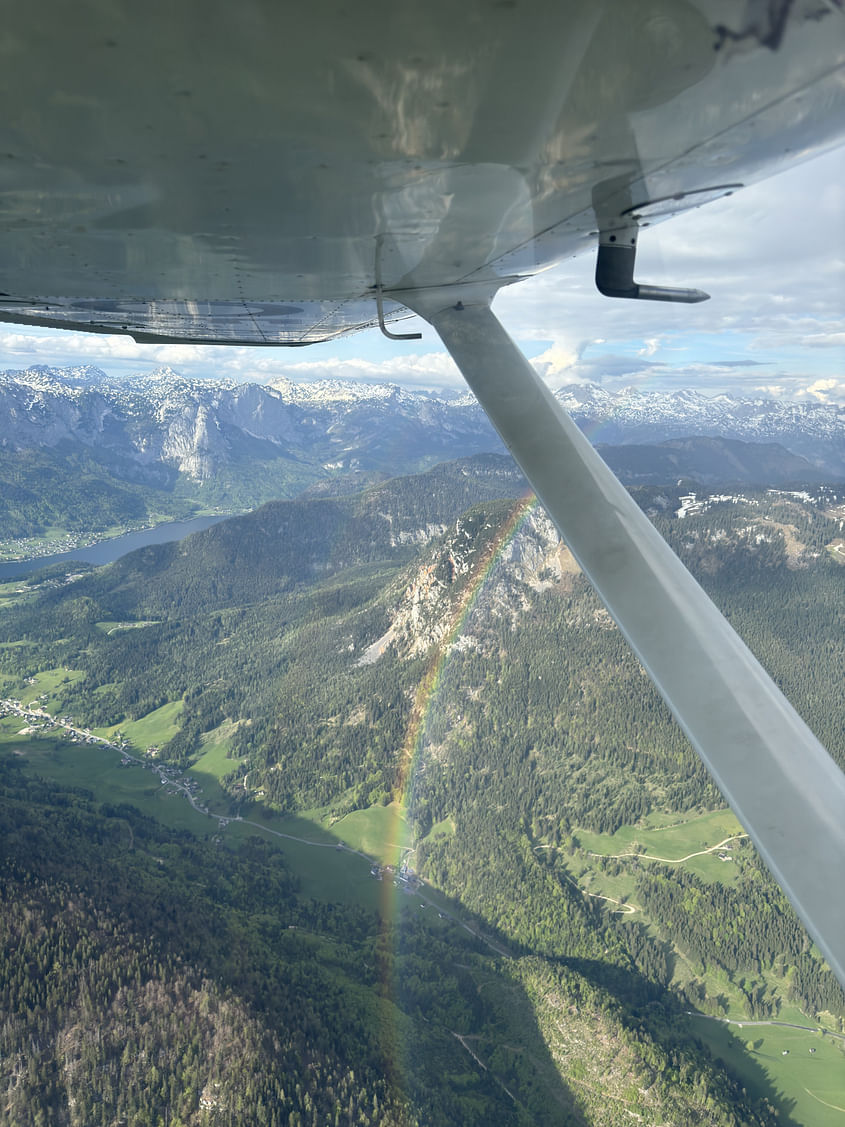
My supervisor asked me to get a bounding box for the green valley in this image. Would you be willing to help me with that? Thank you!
[2,458,844,1125]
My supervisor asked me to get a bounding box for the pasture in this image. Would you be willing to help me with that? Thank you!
[691,1017,845,1127]
[574,808,746,885]
[96,700,183,751]
[325,802,413,867]
[0,731,211,834]
[17,667,85,712]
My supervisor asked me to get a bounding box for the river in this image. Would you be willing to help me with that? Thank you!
[0,515,229,581]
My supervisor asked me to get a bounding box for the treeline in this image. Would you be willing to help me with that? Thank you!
[0,760,516,1126]
[634,851,845,1018]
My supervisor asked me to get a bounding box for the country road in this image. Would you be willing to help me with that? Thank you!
[2,698,515,956]
[590,833,749,865]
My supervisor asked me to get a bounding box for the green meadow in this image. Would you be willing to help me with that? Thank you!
[564,809,749,942]
[690,1017,845,1127]
[185,719,245,805]
[574,808,746,885]
[225,810,384,910]
[95,700,183,751]
[325,802,413,866]
[0,720,391,913]
[96,619,161,635]
[0,713,469,929]
[17,667,86,713]
[0,728,211,835]
[0,579,33,610]
[421,815,455,845]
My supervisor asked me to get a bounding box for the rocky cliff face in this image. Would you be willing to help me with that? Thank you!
[3,366,845,492]
[371,504,571,661]
[0,366,497,481]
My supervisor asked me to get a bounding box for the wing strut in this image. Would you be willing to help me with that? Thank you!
[397,289,845,987]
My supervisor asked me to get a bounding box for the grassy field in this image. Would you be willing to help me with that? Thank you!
[0,579,33,610]
[95,620,161,635]
[420,815,455,845]
[324,802,413,867]
[0,714,25,737]
[0,730,212,834]
[0,717,466,928]
[226,809,384,909]
[690,1016,845,1127]
[95,700,183,751]
[17,667,86,713]
[562,808,749,937]
[555,808,845,1043]
[0,722,389,911]
[574,808,746,885]
[186,719,245,802]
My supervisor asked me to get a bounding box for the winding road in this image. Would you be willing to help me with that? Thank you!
[589,833,749,865]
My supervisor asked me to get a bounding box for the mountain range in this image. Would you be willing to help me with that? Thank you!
[2,454,843,1125]
[3,364,845,478]
[1,364,843,552]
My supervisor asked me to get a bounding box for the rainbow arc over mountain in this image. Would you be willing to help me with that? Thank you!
[378,494,539,895]
[368,494,548,1088]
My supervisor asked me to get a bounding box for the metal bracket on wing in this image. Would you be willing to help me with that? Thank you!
[593,179,709,304]
[374,234,422,341]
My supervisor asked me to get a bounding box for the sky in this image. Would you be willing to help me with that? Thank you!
[0,146,842,402]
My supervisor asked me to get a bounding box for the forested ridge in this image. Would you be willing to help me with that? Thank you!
[1,457,843,1123]
[0,443,194,540]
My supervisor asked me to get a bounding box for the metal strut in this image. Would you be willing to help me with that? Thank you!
[395,290,845,988]
[595,232,709,303]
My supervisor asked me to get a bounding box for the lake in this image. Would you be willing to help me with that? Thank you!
[0,515,229,581]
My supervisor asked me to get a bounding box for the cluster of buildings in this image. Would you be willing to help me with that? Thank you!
[370,858,422,892]
[0,695,116,749]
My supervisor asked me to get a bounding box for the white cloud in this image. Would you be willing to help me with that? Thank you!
[796,378,845,403]
[269,351,463,391]
[495,147,845,397]
[529,343,580,384]
[755,384,787,398]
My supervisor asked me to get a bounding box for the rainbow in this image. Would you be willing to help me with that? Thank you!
[379,493,539,881]
[374,494,540,1087]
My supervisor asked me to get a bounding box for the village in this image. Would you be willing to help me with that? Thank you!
[0,694,230,824]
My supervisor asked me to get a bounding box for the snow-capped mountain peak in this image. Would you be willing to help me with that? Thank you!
[2,366,844,481]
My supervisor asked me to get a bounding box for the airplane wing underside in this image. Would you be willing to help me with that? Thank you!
[0,295,407,346]
[2,0,844,343]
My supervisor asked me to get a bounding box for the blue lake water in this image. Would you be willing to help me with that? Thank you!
[0,515,229,581]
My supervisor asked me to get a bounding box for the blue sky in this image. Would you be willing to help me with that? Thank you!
[0,146,842,402]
